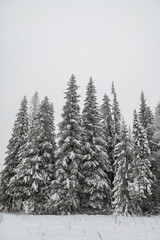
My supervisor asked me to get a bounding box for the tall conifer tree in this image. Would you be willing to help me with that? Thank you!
[112,120,134,215]
[152,102,160,212]
[132,110,154,214]
[81,78,110,213]
[0,96,28,211]
[101,94,114,187]
[50,75,83,214]
[11,97,56,214]
[111,82,121,191]
[139,92,155,151]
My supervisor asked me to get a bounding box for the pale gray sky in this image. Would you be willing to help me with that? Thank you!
[0,0,160,165]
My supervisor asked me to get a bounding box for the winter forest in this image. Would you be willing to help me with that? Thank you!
[0,75,160,216]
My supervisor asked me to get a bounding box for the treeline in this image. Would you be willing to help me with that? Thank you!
[0,75,160,215]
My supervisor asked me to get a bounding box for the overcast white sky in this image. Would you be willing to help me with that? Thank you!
[0,0,160,165]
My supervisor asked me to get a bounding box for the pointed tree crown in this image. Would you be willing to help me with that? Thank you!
[28,91,40,130]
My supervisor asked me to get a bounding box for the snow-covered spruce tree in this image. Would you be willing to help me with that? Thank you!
[0,96,28,211]
[132,110,154,214]
[139,92,155,151]
[50,75,83,215]
[28,91,40,131]
[112,119,134,215]
[10,97,56,214]
[139,92,158,213]
[152,102,160,212]
[101,94,114,188]
[81,78,110,214]
[111,82,121,144]
[110,82,121,193]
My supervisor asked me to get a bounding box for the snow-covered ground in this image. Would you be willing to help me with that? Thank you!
[0,213,160,240]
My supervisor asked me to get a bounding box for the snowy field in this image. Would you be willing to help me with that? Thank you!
[0,214,160,240]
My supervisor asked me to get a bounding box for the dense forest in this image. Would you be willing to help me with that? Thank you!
[0,75,160,216]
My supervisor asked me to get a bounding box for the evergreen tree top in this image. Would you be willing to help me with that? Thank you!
[111,82,121,139]
[20,96,28,109]
[101,94,113,131]
[64,74,80,99]
[133,110,140,135]
[111,81,115,95]
[111,82,120,114]
[30,91,39,102]
[10,96,28,143]
[101,94,111,114]
[84,78,97,106]
[60,75,81,124]
[139,92,147,113]
[85,77,97,101]
[83,78,100,127]
[28,91,40,131]
[139,92,152,122]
